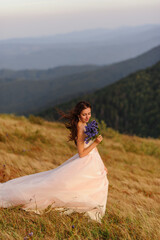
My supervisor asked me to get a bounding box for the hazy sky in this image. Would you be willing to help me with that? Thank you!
[0,0,160,40]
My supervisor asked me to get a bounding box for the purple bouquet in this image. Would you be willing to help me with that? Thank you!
[84,120,100,144]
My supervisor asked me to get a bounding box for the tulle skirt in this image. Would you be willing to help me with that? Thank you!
[0,148,109,223]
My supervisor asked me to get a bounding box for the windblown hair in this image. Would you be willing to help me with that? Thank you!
[57,101,92,145]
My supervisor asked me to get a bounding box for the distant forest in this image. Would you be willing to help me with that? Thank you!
[38,61,160,139]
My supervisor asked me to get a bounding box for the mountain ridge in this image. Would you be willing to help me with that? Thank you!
[0,45,160,115]
[1,24,160,69]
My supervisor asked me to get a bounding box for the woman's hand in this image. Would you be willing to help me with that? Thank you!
[95,135,103,144]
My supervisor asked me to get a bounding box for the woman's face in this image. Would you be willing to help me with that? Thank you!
[79,107,91,123]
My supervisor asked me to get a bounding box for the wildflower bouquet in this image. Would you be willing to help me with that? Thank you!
[84,120,100,144]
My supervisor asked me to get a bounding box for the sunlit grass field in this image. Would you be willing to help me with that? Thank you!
[0,114,160,240]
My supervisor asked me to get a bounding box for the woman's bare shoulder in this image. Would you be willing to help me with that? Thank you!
[77,122,85,133]
[77,122,85,142]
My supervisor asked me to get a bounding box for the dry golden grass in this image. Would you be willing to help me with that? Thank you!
[0,114,160,240]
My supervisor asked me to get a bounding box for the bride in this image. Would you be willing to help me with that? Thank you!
[0,101,109,223]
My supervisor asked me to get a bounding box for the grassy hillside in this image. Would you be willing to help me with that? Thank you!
[0,45,160,115]
[40,61,160,139]
[0,114,159,239]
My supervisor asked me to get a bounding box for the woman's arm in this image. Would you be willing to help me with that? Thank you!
[76,123,103,158]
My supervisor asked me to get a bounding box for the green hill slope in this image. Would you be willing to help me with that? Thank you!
[39,61,160,138]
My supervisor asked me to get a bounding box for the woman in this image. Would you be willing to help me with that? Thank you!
[0,101,109,223]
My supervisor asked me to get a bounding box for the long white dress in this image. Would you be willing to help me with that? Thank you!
[0,133,109,223]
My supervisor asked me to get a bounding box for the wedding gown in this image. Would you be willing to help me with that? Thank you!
[0,136,109,223]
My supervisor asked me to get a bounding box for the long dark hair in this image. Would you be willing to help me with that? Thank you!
[57,101,92,145]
